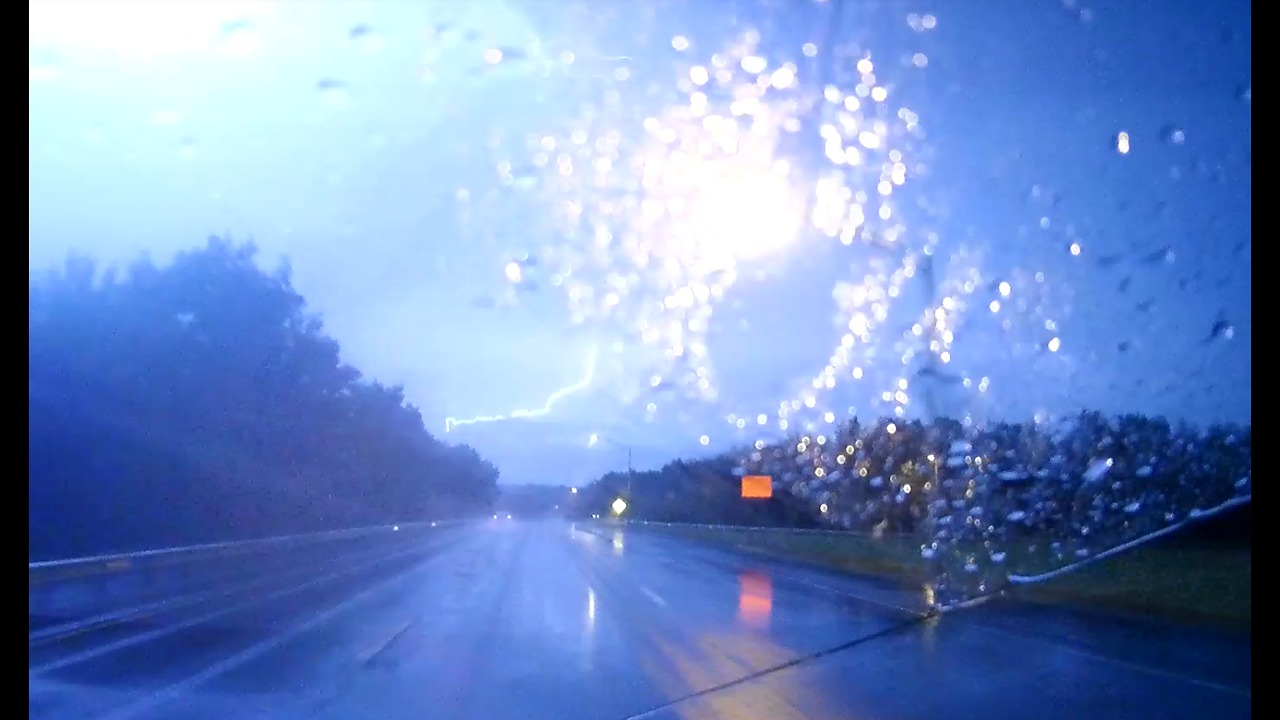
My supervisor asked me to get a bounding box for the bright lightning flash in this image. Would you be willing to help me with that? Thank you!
[444,345,598,432]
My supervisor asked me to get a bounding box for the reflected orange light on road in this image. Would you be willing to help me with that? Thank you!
[741,475,772,498]
[737,570,772,628]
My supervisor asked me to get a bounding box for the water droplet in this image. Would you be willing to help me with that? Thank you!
[497,46,530,62]
[317,79,349,108]
[504,261,523,283]
[1115,131,1130,154]
[1162,125,1185,144]
[1206,318,1234,343]
[220,20,261,57]
[178,136,198,161]
[1238,84,1251,104]
[350,24,385,52]
[1141,246,1174,265]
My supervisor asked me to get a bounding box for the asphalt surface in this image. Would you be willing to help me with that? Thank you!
[29,519,1251,720]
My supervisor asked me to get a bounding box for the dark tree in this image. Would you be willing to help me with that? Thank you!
[29,238,500,560]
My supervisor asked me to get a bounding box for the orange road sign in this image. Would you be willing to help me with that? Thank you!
[741,475,773,499]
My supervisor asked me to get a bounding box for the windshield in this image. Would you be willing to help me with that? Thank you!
[30,2,1250,719]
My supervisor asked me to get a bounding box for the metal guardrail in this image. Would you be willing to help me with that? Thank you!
[28,519,465,586]
[623,518,915,539]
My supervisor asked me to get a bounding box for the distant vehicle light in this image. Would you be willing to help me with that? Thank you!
[493,514,498,519]
[392,525,399,531]
[506,514,512,520]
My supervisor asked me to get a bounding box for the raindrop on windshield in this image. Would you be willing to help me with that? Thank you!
[220,19,261,57]
[316,79,350,108]
[1205,318,1235,343]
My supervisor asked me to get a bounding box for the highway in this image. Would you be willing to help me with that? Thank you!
[29,519,1251,720]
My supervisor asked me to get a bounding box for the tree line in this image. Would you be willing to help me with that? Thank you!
[575,411,1249,601]
[29,238,500,561]
[576,413,1250,546]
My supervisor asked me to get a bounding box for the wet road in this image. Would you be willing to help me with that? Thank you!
[30,520,1251,720]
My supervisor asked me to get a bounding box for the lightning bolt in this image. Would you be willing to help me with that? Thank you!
[445,345,598,432]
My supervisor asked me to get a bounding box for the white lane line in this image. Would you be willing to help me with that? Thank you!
[28,520,456,570]
[640,586,668,607]
[29,542,429,675]
[96,554,442,720]
[761,573,929,619]
[31,556,350,645]
[356,620,414,665]
[31,532,456,644]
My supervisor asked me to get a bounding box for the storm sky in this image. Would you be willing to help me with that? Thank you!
[29,0,1251,485]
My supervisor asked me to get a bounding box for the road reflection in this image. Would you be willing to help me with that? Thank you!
[738,570,772,629]
[625,566,850,719]
[641,632,839,720]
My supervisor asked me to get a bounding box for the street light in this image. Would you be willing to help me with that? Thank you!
[612,497,627,516]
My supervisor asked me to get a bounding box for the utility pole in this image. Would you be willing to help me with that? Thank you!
[597,434,634,495]
[918,252,942,424]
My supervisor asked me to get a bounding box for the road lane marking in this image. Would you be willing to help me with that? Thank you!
[774,574,928,618]
[356,620,414,665]
[96,551,448,720]
[30,529,461,644]
[624,616,929,719]
[29,542,433,675]
[641,586,667,607]
[31,563,331,646]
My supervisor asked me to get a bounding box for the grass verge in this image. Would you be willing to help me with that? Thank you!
[629,522,1250,631]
